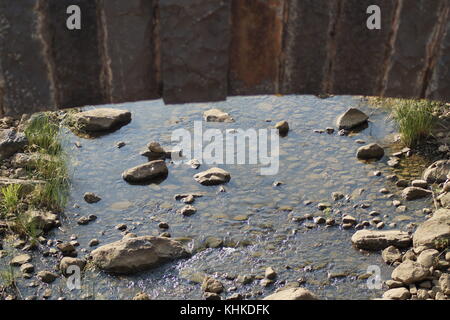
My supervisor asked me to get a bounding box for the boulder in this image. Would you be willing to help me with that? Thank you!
[401,187,432,201]
[59,257,86,276]
[84,192,101,204]
[194,167,231,186]
[356,143,384,160]
[37,271,58,284]
[391,260,430,284]
[413,209,450,248]
[0,129,28,160]
[201,276,224,294]
[26,210,58,232]
[263,287,318,300]
[382,287,411,300]
[416,249,439,268]
[203,109,234,123]
[122,160,168,183]
[382,246,402,264]
[439,273,450,295]
[422,160,450,184]
[73,108,131,132]
[351,230,411,251]
[438,192,450,209]
[336,108,369,130]
[91,236,189,274]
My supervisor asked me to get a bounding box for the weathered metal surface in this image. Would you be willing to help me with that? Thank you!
[100,0,160,103]
[229,0,284,95]
[0,0,55,117]
[282,0,334,94]
[160,0,230,104]
[383,0,444,98]
[328,0,397,96]
[44,0,105,108]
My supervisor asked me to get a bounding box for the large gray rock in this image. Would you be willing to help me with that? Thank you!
[91,236,189,274]
[194,167,231,186]
[73,108,131,132]
[351,230,412,251]
[416,249,439,268]
[391,260,430,284]
[122,160,168,183]
[401,187,432,201]
[413,209,450,248]
[336,108,369,130]
[356,143,384,160]
[263,287,318,300]
[422,160,450,184]
[0,129,27,160]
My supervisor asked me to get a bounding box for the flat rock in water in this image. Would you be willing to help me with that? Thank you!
[422,160,450,183]
[91,236,189,274]
[73,108,131,132]
[0,129,28,160]
[401,187,432,201]
[122,160,168,183]
[194,167,230,186]
[203,109,234,123]
[413,209,450,248]
[263,287,318,300]
[336,108,369,130]
[356,143,384,160]
[351,230,411,250]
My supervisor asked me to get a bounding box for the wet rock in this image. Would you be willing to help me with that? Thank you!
[37,271,58,284]
[402,187,432,201]
[387,157,400,167]
[194,167,231,186]
[56,243,76,256]
[203,109,234,123]
[0,129,28,160]
[23,210,57,232]
[422,160,450,183]
[59,257,86,276]
[115,224,127,231]
[77,216,91,225]
[91,236,189,274]
[417,249,439,268]
[314,217,326,225]
[332,192,344,201]
[382,246,402,264]
[356,143,384,160]
[84,192,101,204]
[275,121,289,136]
[336,108,369,130]
[236,275,254,285]
[88,239,100,247]
[263,287,318,300]
[317,203,331,210]
[202,276,224,294]
[351,230,412,250]
[391,260,430,284]
[182,195,195,204]
[73,108,131,132]
[412,180,428,189]
[10,254,32,266]
[342,215,356,225]
[141,141,181,160]
[396,180,409,188]
[413,209,450,248]
[265,267,277,280]
[383,287,411,300]
[133,292,151,300]
[376,222,385,230]
[122,160,168,183]
[116,141,126,149]
[19,263,34,274]
[178,205,197,217]
[187,159,201,169]
[203,292,221,300]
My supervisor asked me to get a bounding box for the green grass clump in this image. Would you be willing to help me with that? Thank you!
[24,113,70,211]
[0,184,22,219]
[369,97,441,147]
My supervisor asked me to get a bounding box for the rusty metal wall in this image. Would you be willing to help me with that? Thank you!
[0,0,449,117]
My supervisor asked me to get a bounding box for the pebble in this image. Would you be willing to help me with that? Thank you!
[88,239,100,247]
[115,224,127,231]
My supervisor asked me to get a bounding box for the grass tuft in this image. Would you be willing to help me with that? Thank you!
[0,184,22,219]
[369,97,441,147]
